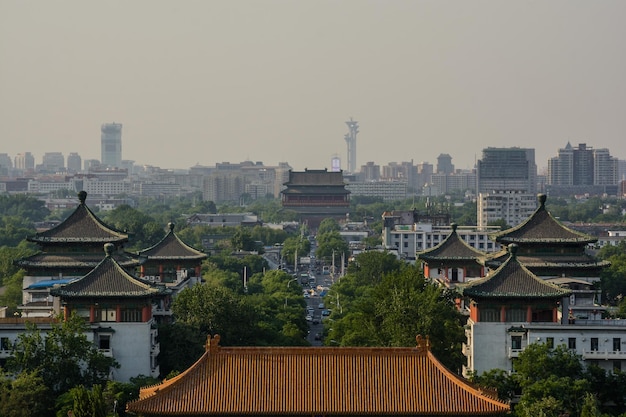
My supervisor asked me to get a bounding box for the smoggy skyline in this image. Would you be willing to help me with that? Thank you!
[1,1,625,172]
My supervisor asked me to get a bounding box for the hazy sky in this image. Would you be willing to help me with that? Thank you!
[1,1,625,173]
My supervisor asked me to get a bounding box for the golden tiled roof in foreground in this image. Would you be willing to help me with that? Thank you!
[127,335,509,416]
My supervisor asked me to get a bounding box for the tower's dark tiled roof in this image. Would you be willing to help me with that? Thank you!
[28,191,128,244]
[462,245,571,300]
[14,252,140,269]
[418,223,487,261]
[137,223,207,260]
[490,194,596,244]
[51,244,162,298]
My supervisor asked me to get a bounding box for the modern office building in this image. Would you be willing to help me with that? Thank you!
[14,152,35,172]
[101,123,123,168]
[345,180,407,202]
[382,210,501,262]
[359,161,380,181]
[477,190,537,228]
[66,152,82,173]
[436,153,455,174]
[548,142,619,187]
[476,147,536,194]
[0,153,13,172]
[40,152,65,173]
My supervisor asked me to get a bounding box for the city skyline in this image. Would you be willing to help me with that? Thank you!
[1,1,625,172]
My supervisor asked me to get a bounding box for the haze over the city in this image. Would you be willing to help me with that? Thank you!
[1,1,625,172]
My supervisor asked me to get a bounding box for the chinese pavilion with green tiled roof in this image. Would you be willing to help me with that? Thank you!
[417,223,487,286]
[461,243,572,376]
[15,191,140,317]
[485,194,609,280]
[135,222,207,323]
[51,243,168,381]
[136,222,206,287]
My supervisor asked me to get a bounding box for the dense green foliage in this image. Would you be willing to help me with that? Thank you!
[597,241,626,307]
[324,251,466,371]
[7,315,119,397]
[164,269,309,375]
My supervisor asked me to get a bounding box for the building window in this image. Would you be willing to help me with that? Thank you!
[98,335,111,350]
[122,308,142,322]
[614,338,621,352]
[479,308,500,322]
[0,337,11,351]
[511,336,522,350]
[568,338,576,350]
[100,308,117,322]
[591,338,599,351]
[614,361,622,372]
[546,337,554,349]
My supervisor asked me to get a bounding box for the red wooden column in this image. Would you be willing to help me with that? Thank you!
[500,305,507,322]
[142,305,151,322]
[526,305,533,322]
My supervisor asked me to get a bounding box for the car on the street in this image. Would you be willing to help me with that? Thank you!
[318,303,325,309]
[321,309,331,316]
[306,315,313,322]
[307,307,314,315]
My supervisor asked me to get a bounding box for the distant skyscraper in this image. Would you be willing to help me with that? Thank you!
[101,123,122,168]
[344,118,358,174]
[14,152,35,172]
[41,152,65,173]
[548,142,618,186]
[476,147,537,194]
[0,153,13,170]
[360,161,380,181]
[436,154,455,174]
[67,152,82,173]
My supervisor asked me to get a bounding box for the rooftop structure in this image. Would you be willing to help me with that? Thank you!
[127,334,509,416]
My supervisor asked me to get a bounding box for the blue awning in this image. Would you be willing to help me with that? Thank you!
[27,278,77,289]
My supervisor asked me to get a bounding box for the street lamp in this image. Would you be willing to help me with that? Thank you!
[284,278,298,309]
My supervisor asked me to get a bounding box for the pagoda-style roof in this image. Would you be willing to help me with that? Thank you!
[417,223,487,262]
[127,335,509,416]
[483,249,609,271]
[15,251,140,270]
[490,194,597,245]
[281,185,351,195]
[51,244,163,299]
[28,191,128,245]
[137,223,207,261]
[284,169,347,186]
[462,245,571,300]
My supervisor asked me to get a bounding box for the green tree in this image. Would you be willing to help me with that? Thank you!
[281,235,310,266]
[0,369,52,417]
[317,218,340,235]
[315,231,349,264]
[8,314,119,396]
[101,204,163,250]
[326,261,465,371]
[231,227,256,251]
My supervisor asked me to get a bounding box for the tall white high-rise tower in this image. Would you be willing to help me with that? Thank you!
[101,123,122,168]
[344,118,358,174]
